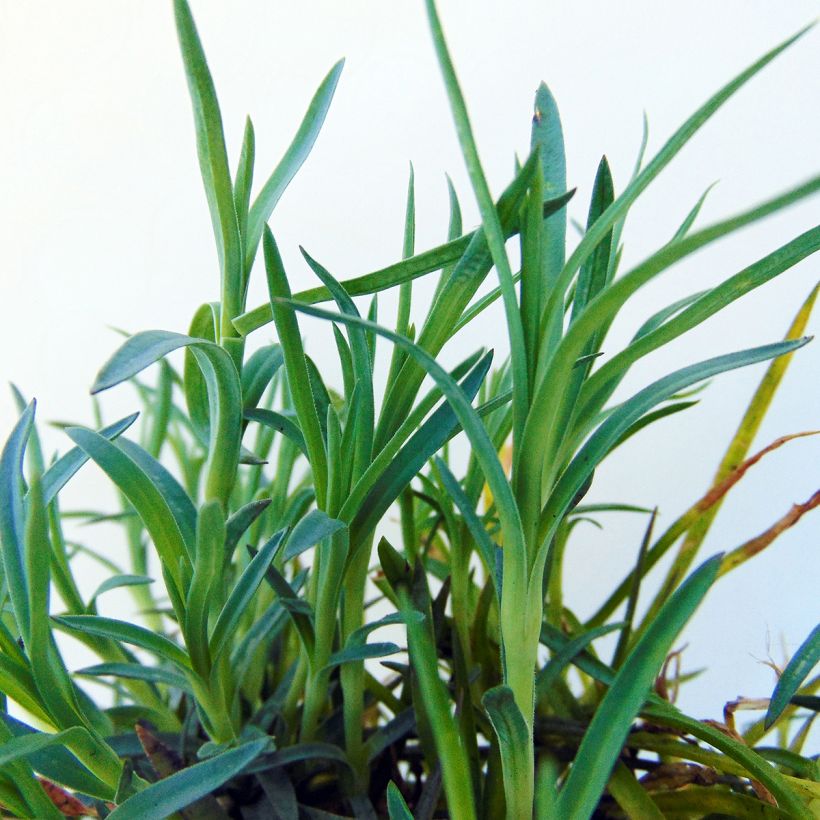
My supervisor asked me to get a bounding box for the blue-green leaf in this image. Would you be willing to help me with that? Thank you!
[766,624,820,728]
[107,739,270,819]
[555,555,721,818]
[246,60,345,269]
[282,509,345,562]
[55,615,190,672]
[75,663,192,694]
[209,529,286,661]
[0,400,35,633]
[40,413,139,504]
[387,781,414,820]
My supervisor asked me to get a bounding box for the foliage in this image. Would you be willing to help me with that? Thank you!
[0,2,818,817]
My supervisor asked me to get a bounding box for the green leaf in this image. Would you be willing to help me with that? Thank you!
[0,726,92,771]
[246,59,345,269]
[482,685,532,820]
[606,762,665,820]
[75,663,192,693]
[233,116,255,254]
[106,739,270,820]
[636,281,819,630]
[347,351,493,547]
[606,400,699,455]
[224,498,272,560]
[184,302,219,441]
[394,582,477,820]
[243,408,307,456]
[540,338,810,548]
[55,615,190,672]
[766,625,820,728]
[246,741,350,775]
[283,301,530,720]
[0,714,113,799]
[671,180,718,241]
[233,181,572,339]
[40,413,139,504]
[88,575,154,609]
[209,529,286,661]
[324,642,401,671]
[300,248,375,483]
[282,509,345,562]
[433,456,501,597]
[256,559,315,654]
[241,344,283,412]
[0,655,54,726]
[649,786,790,819]
[186,501,225,675]
[64,427,192,598]
[576,225,820,430]
[555,554,721,818]
[539,625,812,817]
[561,155,614,409]
[116,436,197,552]
[173,0,243,333]
[0,400,35,634]
[524,179,820,544]
[416,7,534,446]
[386,781,413,820]
[535,622,623,699]
[531,81,567,298]
[539,23,815,358]
[264,229,328,507]
[92,330,242,507]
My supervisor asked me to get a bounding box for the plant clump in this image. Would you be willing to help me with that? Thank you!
[0,2,818,818]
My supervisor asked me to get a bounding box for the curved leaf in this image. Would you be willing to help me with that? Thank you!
[555,554,721,818]
[540,338,810,546]
[210,529,286,661]
[323,642,401,671]
[387,781,414,820]
[766,625,820,728]
[40,413,139,505]
[246,60,345,269]
[173,0,242,330]
[0,400,35,633]
[107,738,270,819]
[55,615,190,672]
[75,663,192,694]
[282,509,345,562]
[241,344,284,411]
[64,428,191,596]
[92,330,241,506]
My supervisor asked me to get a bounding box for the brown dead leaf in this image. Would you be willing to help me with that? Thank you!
[37,779,95,817]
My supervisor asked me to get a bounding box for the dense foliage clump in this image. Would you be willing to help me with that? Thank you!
[0,2,818,817]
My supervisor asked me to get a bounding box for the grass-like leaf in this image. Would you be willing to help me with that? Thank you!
[76,663,192,693]
[173,0,243,339]
[387,781,414,819]
[209,529,285,661]
[766,625,820,728]
[555,554,721,818]
[106,738,270,819]
[55,616,190,672]
[245,60,345,269]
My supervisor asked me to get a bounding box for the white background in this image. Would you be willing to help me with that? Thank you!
[1,1,818,745]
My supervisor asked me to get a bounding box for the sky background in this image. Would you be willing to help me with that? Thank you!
[0,1,818,746]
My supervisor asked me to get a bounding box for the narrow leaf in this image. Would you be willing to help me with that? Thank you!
[766,625,820,728]
[555,555,721,818]
[106,739,269,820]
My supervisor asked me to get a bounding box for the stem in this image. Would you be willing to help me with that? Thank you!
[398,586,477,820]
[340,542,371,785]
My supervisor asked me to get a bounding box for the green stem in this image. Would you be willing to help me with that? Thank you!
[398,586,477,820]
[340,542,372,785]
